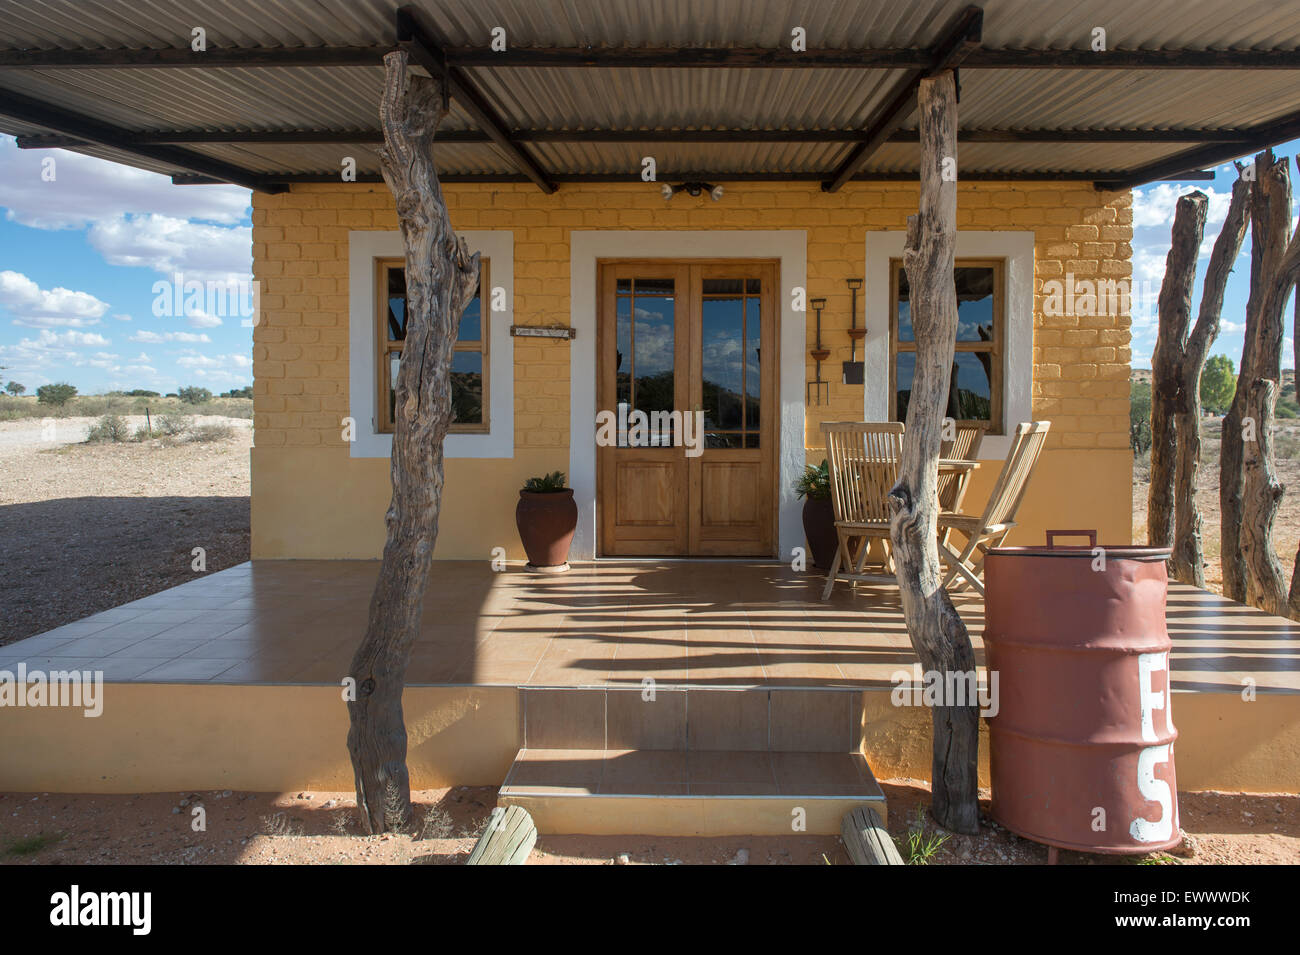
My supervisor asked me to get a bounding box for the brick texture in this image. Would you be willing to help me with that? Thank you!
[251,181,1131,453]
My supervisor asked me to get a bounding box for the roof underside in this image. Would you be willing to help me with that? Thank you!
[1,0,1299,192]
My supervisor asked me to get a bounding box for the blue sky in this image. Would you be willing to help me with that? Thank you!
[0,134,1295,394]
[0,135,253,395]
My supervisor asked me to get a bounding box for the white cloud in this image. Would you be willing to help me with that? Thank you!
[1132,183,1232,230]
[88,213,252,281]
[112,313,133,322]
[0,328,114,381]
[128,330,212,344]
[0,135,249,230]
[0,270,110,328]
[186,309,223,329]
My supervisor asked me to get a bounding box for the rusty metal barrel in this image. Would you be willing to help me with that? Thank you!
[984,530,1180,855]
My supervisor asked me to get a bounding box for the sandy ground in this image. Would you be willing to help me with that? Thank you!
[1132,417,1300,593]
[0,416,252,647]
[1,782,1295,865]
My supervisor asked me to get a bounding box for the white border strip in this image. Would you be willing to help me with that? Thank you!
[347,230,514,458]
[864,230,1034,459]
[568,230,807,561]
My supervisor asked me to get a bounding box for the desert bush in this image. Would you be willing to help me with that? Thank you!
[74,394,129,416]
[154,412,192,437]
[189,422,235,443]
[177,386,213,405]
[85,414,131,443]
[36,383,77,407]
[1130,381,1153,455]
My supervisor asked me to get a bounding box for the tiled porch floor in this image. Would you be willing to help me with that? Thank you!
[1,559,1297,692]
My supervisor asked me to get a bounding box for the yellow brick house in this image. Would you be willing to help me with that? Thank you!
[249,179,1136,562]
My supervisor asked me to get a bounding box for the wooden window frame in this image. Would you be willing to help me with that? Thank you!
[888,256,1004,436]
[375,256,490,435]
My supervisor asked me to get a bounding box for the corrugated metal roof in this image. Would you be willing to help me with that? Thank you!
[1,0,1298,184]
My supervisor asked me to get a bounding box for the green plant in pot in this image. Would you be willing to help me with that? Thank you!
[516,470,578,573]
[795,459,837,571]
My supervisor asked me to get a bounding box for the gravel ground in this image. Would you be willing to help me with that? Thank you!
[1,782,1294,865]
[0,415,252,647]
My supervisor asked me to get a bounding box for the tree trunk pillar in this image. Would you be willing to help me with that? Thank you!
[888,70,980,835]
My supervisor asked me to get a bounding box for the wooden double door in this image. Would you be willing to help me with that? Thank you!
[597,260,778,556]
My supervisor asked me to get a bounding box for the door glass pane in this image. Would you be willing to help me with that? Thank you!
[451,351,484,424]
[701,276,762,447]
[701,288,744,431]
[745,294,761,444]
[614,278,675,447]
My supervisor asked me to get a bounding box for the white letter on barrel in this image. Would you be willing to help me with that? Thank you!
[1136,651,1169,742]
[1130,651,1175,843]
[1131,744,1174,843]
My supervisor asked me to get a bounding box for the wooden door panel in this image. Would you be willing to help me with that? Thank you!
[615,461,678,526]
[698,461,761,529]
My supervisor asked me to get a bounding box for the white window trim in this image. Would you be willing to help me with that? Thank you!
[864,230,1034,460]
[568,230,808,561]
[347,230,514,458]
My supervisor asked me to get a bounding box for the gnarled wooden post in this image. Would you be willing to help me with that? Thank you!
[1171,173,1250,585]
[1222,149,1289,602]
[1148,191,1207,548]
[1241,193,1300,618]
[888,71,979,835]
[347,49,481,833]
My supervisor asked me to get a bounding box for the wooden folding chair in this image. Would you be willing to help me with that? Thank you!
[938,422,987,514]
[821,422,904,601]
[937,421,1051,596]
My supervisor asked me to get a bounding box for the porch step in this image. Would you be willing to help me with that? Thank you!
[498,748,887,836]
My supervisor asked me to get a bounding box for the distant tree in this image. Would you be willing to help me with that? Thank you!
[126,389,161,397]
[1199,354,1236,414]
[36,382,77,407]
[4,381,24,396]
[221,386,253,399]
[1130,380,1153,454]
[177,385,213,405]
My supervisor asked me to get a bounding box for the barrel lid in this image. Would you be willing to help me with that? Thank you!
[987,530,1171,561]
[986,544,1172,561]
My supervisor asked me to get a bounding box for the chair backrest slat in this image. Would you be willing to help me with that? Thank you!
[938,423,987,510]
[978,421,1051,529]
[821,422,904,524]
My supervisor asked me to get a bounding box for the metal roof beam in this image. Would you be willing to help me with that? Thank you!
[0,46,388,68]
[1093,108,1300,189]
[15,128,1258,147]
[0,85,284,193]
[395,5,556,193]
[822,5,984,193]
[172,169,1213,187]
[2,45,1299,72]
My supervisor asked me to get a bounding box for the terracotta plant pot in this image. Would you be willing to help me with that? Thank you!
[516,488,578,572]
[801,497,837,570]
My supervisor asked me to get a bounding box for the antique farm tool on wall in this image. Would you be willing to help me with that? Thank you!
[808,296,830,405]
[843,277,865,385]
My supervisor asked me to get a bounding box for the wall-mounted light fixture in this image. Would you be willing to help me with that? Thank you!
[661,181,725,201]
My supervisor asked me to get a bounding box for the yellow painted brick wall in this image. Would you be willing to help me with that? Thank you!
[250,180,1132,557]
